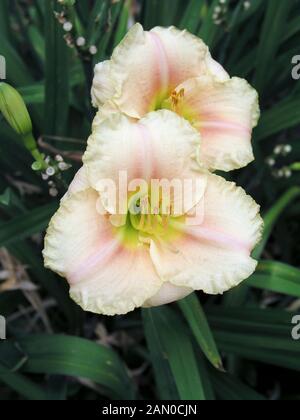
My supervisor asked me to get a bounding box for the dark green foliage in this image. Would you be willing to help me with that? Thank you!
[0,0,300,400]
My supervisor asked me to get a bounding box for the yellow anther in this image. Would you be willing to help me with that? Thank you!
[171,88,185,111]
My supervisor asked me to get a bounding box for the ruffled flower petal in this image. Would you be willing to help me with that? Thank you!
[91,24,215,118]
[43,188,162,315]
[106,23,160,117]
[91,61,116,108]
[67,166,90,195]
[150,174,263,294]
[205,56,229,82]
[149,26,209,91]
[164,76,260,172]
[143,282,192,307]
[83,110,206,216]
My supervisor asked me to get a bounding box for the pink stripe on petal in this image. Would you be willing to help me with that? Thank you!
[68,237,122,285]
[135,123,154,180]
[149,32,169,94]
[190,225,251,253]
[205,226,250,252]
[199,120,251,136]
[173,221,251,254]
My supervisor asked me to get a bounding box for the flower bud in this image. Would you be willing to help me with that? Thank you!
[0,82,45,167]
[0,82,32,137]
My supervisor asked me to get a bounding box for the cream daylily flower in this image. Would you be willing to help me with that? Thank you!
[91,24,260,172]
[43,111,263,315]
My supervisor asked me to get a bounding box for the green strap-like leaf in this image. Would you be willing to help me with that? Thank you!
[0,38,33,86]
[254,187,300,259]
[178,293,223,370]
[255,95,300,141]
[0,335,135,400]
[179,0,203,33]
[207,306,300,372]
[143,306,210,400]
[44,0,69,136]
[224,187,300,307]
[0,0,9,39]
[198,0,220,48]
[0,188,11,206]
[113,0,131,48]
[9,241,82,332]
[0,202,58,247]
[247,260,300,298]
[0,363,50,401]
[142,308,179,400]
[210,369,266,401]
[253,0,292,94]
